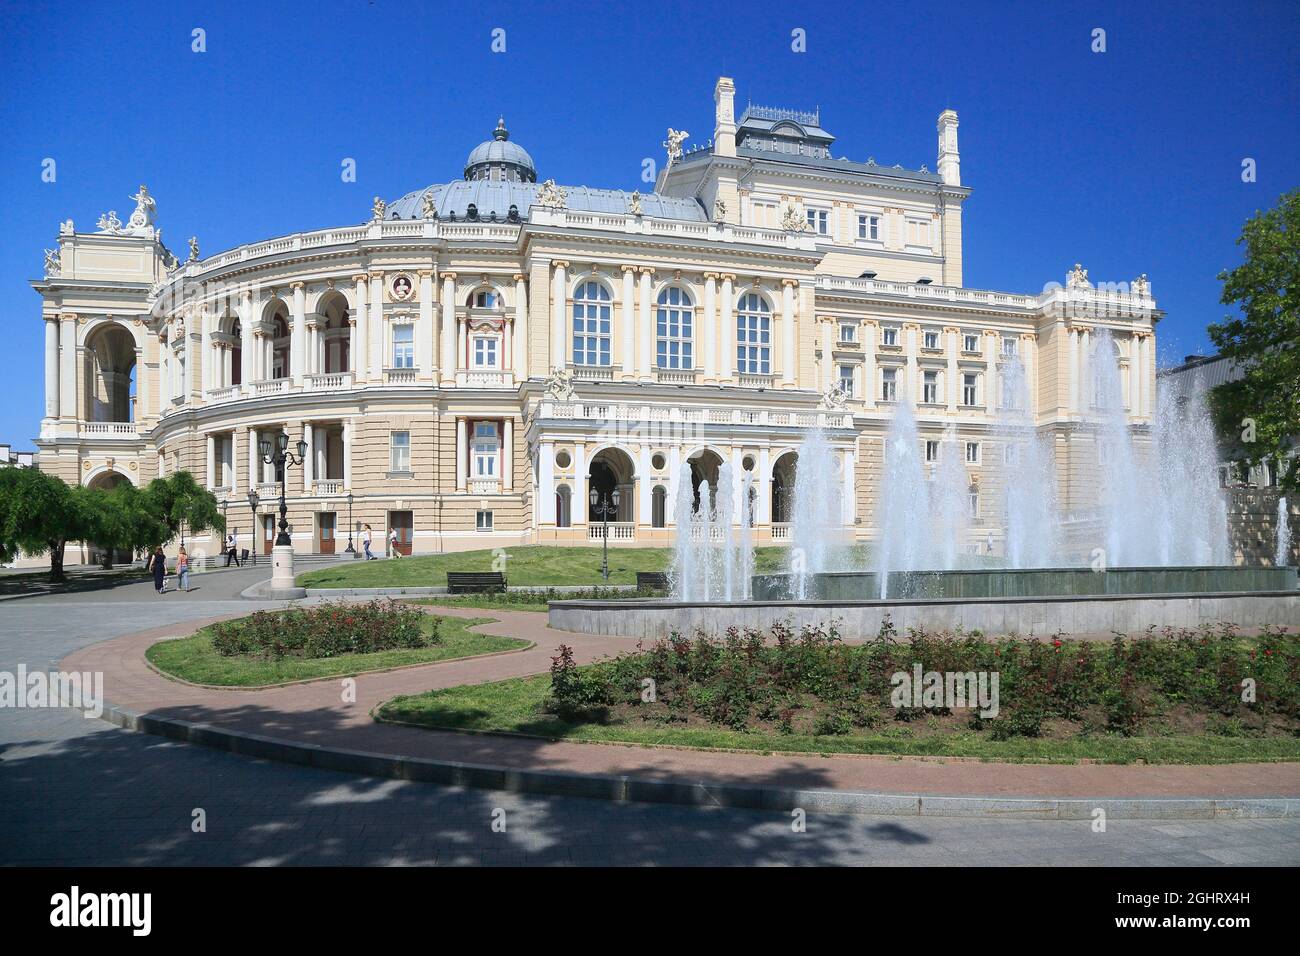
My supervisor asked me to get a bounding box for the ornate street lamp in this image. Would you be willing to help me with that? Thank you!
[260,434,307,547]
[246,488,260,566]
[345,492,357,557]
[590,486,621,582]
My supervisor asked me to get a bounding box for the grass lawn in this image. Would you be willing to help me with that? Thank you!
[376,674,1300,764]
[297,544,807,589]
[146,615,529,687]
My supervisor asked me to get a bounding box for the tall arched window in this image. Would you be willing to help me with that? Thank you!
[572,281,611,366]
[736,292,771,375]
[556,484,572,528]
[655,287,693,369]
[651,485,667,528]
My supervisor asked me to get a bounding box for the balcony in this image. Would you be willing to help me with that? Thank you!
[256,482,280,499]
[570,365,617,382]
[771,523,791,541]
[589,521,635,542]
[467,478,501,495]
[251,379,289,397]
[206,385,241,402]
[79,422,140,439]
[655,368,697,385]
[314,479,344,496]
[736,373,775,389]
[384,367,418,386]
[305,372,353,392]
[456,369,513,389]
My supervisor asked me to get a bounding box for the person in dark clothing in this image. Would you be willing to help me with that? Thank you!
[148,546,167,594]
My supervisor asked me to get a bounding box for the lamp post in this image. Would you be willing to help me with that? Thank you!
[246,489,259,566]
[589,486,620,582]
[259,433,307,598]
[345,492,357,557]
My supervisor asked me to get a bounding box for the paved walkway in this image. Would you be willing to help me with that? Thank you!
[63,604,1300,800]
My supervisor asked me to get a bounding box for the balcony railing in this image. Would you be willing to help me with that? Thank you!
[80,422,140,439]
[251,379,289,396]
[314,479,344,496]
[535,400,853,430]
[589,521,635,542]
[655,368,697,385]
[384,368,418,385]
[206,385,241,402]
[305,372,353,391]
[570,365,617,382]
[457,369,512,389]
[770,523,792,541]
[467,478,501,495]
[736,373,775,389]
[256,482,280,499]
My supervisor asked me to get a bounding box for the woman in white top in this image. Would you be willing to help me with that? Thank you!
[388,527,402,558]
[363,524,375,560]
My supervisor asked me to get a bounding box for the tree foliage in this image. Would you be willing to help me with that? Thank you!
[1208,189,1300,493]
[144,471,224,544]
[0,467,94,579]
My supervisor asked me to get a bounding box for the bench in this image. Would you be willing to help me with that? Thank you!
[446,571,507,594]
[636,571,669,592]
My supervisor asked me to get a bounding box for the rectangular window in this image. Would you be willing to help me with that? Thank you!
[968,490,980,520]
[962,373,978,406]
[1002,337,1018,357]
[881,327,898,347]
[472,421,498,478]
[838,364,855,396]
[881,367,897,402]
[907,218,931,246]
[923,330,940,350]
[923,370,938,404]
[806,208,829,235]
[838,321,856,343]
[390,431,410,473]
[736,315,771,375]
[857,214,880,241]
[392,324,414,368]
[572,291,612,366]
[963,333,979,353]
[925,440,940,463]
[966,441,980,464]
[476,510,494,531]
[473,336,498,368]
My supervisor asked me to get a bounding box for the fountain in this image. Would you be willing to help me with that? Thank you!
[1278,497,1292,567]
[875,397,932,597]
[669,458,753,602]
[995,355,1059,568]
[787,427,842,599]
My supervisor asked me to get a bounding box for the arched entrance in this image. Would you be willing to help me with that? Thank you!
[587,447,635,522]
[84,324,137,423]
[316,290,351,373]
[86,470,134,566]
[771,451,798,523]
[686,448,723,511]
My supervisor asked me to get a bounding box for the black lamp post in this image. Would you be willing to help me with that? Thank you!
[246,488,259,566]
[589,486,621,582]
[345,492,356,556]
[260,434,307,547]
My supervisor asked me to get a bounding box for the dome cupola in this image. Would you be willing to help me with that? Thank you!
[464,118,536,183]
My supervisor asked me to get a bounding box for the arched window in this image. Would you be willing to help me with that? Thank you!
[556,484,572,528]
[651,485,667,528]
[469,288,501,309]
[655,287,693,369]
[736,292,771,375]
[572,281,611,366]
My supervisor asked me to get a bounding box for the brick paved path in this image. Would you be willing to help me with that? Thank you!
[62,605,1300,799]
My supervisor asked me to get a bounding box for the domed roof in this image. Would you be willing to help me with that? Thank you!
[464,118,536,182]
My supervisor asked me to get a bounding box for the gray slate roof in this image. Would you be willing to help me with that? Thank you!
[385,182,707,222]
[1157,354,1245,401]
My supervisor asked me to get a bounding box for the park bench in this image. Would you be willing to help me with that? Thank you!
[446,571,507,594]
[636,571,669,593]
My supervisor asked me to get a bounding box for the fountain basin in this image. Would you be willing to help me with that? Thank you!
[755,566,1297,601]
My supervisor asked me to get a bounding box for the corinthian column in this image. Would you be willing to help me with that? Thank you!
[638,267,654,380]
[352,274,368,378]
[440,272,457,385]
[781,279,797,387]
[44,317,59,419]
[550,261,568,370]
[702,273,718,382]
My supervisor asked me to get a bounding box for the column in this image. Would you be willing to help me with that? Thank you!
[239,292,255,386]
[200,310,212,394]
[1079,327,1091,411]
[638,267,654,379]
[819,317,834,390]
[539,441,555,524]
[1022,334,1036,415]
[1067,328,1078,413]
[455,417,467,490]
[44,318,59,418]
[247,429,258,491]
[206,434,216,489]
[368,273,383,379]
[720,274,734,382]
[730,448,743,526]
[620,265,636,377]
[290,282,305,384]
[185,318,197,400]
[945,328,959,411]
[440,272,457,384]
[418,271,435,379]
[457,316,467,376]
[781,280,797,386]
[702,273,717,382]
[667,445,681,525]
[573,443,587,523]
[159,333,170,410]
[1139,334,1150,416]
[59,314,76,418]
[863,321,877,410]
[757,446,772,525]
[512,274,528,376]
[302,423,314,491]
[550,261,568,370]
[352,274,368,378]
[841,444,856,525]
[503,418,514,491]
[638,445,651,526]
[136,343,148,421]
[342,419,353,490]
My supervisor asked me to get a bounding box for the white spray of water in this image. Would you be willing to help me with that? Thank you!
[788,427,842,599]
[670,459,752,601]
[1278,497,1292,567]
[995,355,1060,568]
[875,398,933,597]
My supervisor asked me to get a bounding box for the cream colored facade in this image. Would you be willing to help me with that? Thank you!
[31,78,1160,559]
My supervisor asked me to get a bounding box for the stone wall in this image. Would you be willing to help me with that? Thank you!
[1228,488,1297,566]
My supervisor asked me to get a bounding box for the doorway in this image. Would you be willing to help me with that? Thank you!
[318,512,336,555]
[262,514,275,555]
[388,510,413,556]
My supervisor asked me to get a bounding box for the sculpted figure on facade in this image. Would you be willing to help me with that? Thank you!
[125,185,157,236]
[627,190,643,216]
[1067,262,1091,289]
[96,210,123,234]
[1132,273,1150,297]
[535,179,567,210]
[663,128,689,169]
[420,190,436,219]
[187,236,200,262]
[713,199,726,222]
[780,203,808,232]
[819,383,848,410]
[42,248,60,277]
[544,366,575,401]
[371,196,386,222]
[59,219,75,236]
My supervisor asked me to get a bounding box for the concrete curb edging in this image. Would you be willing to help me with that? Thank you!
[96,703,1298,820]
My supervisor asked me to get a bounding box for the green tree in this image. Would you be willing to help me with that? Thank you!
[1208,189,1300,493]
[80,482,167,569]
[0,468,94,580]
[144,471,223,547]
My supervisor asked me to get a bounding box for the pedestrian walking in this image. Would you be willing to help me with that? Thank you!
[363,524,376,560]
[177,546,191,592]
[388,527,402,558]
[224,529,241,567]
[148,546,167,594]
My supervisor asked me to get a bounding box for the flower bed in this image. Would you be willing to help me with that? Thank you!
[211,600,435,660]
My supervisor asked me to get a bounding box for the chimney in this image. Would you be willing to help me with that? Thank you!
[714,77,737,158]
[937,110,960,186]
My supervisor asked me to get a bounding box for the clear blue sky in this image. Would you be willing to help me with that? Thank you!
[2,0,1296,448]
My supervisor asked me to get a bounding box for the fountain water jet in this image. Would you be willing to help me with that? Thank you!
[875,398,933,597]
[1278,497,1292,567]
[787,427,843,598]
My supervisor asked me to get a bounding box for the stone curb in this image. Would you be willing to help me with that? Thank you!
[95,703,1298,820]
